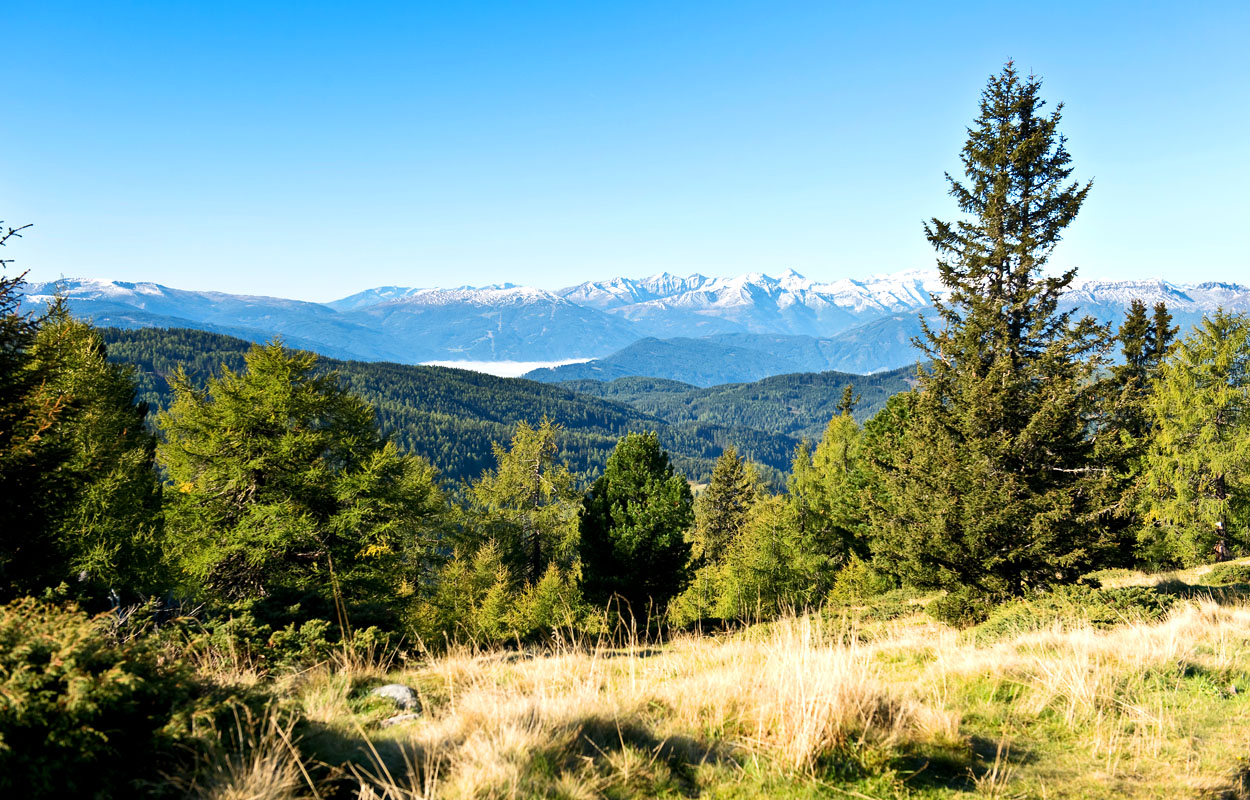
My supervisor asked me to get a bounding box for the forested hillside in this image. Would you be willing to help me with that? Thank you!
[560,366,916,441]
[99,327,802,482]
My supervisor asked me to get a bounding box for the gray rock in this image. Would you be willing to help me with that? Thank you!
[380,712,422,728]
[370,683,420,711]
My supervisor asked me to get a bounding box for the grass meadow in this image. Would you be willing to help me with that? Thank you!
[180,561,1250,799]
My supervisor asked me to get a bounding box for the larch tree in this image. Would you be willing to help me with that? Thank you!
[1139,310,1250,566]
[470,418,581,583]
[867,62,1111,604]
[157,341,445,615]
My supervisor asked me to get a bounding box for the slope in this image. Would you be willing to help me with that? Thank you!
[99,327,799,483]
[562,367,917,442]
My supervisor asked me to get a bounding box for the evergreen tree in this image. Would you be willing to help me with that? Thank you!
[0,225,80,598]
[1116,300,1152,390]
[1150,302,1178,368]
[836,384,861,418]
[24,304,165,595]
[157,341,445,614]
[470,418,581,583]
[789,411,867,573]
[867,63,1109,603]
[579,432,694,614]
[691,446,757,566]
[1139,310,1250,565]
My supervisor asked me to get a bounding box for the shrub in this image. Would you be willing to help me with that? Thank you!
[826,557,897,607]
[0,597,198,798]
[927,586,996,627]
[974,584,1176,642]
[1202,563,1250,586]
[195,604,392,672]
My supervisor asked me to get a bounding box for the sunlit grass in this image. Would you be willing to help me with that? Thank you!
[187,571,1250,799]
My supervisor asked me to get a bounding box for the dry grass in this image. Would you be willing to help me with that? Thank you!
[190,590,1250,799]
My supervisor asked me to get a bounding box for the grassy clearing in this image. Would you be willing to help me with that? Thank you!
[191,568,1250,799]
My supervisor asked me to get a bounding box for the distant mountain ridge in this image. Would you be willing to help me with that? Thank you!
[21,270,1250,380]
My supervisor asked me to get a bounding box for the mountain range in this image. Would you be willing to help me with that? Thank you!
[22,271,1250,382]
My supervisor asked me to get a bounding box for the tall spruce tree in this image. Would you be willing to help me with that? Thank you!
[0,224,79,597]
[1089,298,1178,562]
[692,446,756,566]
[867,63,1109,603]
[579,432,694,614]
[1139,310,1250,566]
[1151,303,1178,365]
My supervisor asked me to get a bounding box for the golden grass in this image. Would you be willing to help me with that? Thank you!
[193,591,1250,799]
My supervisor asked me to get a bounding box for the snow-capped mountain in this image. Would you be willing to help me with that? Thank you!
[19,270,1250,379]
[559,269,949,337]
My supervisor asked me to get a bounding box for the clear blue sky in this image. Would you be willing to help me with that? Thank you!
[5,1,1247,302]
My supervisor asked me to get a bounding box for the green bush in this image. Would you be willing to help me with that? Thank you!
[0,597,198,798]
[974,584,1177,642]
[195,603,392,672]
[826,557,898,608]
[1202,563,1250,586]
[927,586,996,627]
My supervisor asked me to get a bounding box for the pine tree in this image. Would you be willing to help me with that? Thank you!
[157,341,445,614]
[0,225,80,598]
[1139,310,1250,565]
[836,384,861,418]
[867,63,1109,603]
[1089,299,1177,564]
[579,432,694,614]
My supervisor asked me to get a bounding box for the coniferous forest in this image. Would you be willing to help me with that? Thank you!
[4,64,1250,798]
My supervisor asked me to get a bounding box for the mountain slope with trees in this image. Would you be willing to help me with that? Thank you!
[97,327,804,482]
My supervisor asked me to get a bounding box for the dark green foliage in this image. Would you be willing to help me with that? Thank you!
[692,446,757,565]
[927,587,997,628]
[98,327,801,482]
[972,584,1176,641]
[0,273,78,596]
[1151,302,1178,363]
[157,341,446,618]
[193,604,392,671]
[580,432,694,613]
[563,367,915,442]
[1,254,162,599]
[867,63,1110,600]
[0,597,199,798]
[26,305,166,595]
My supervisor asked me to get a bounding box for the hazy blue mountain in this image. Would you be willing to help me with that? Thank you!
[23,271,1250,377]
[336,285,640,361]
[522,310,937,386]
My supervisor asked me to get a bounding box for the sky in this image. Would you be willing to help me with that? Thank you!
[4,1,1248,302]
